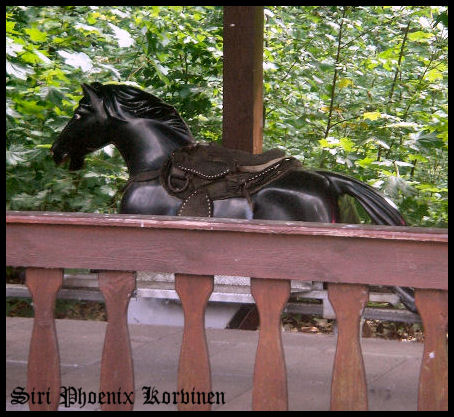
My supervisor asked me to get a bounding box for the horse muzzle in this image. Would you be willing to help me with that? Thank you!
[50,145,69,166]
[50,144,83,170]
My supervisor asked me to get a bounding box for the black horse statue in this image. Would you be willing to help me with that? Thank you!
[51,82,415,311]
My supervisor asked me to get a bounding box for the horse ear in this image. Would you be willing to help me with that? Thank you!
[81,83,125,122]
[81,83,100,100]
[81,83,107,119]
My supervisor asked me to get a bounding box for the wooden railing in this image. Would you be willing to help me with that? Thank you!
[6,211,448,411]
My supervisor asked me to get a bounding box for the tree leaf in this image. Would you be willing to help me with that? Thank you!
[6,20,16,33]
[338,78,353,88]
[425,68,443,82]
[57,50,93,72]
[407,30,434,43]
[24,27,47,43]
[355,157,375,168]
[363,111,381,121]
[6,60,33,80]
[107,23,135,48]
[339,137,355,152]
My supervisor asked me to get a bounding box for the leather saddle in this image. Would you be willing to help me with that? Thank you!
[161,143,301,217]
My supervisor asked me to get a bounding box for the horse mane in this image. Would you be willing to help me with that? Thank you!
[89,82,195,140]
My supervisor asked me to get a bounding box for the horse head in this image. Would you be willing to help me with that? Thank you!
[51,82,113,170]
[51,82,194,171]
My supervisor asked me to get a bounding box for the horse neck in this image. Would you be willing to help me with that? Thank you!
[111,118,194,177]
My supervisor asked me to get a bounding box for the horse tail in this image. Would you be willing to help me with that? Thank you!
[316,170,416,312]
[316,170,406,226]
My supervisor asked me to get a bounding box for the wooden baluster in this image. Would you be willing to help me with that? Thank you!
[328,283,368,411]
[26,267,63,411]
[175,274,214,411]
[251,278,290,411]
[415,289,448,411]
[98,271,136,411]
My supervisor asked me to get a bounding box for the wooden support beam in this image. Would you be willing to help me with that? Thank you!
[223,6,264,153]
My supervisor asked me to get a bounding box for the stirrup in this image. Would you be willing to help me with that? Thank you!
[167,173,189,193]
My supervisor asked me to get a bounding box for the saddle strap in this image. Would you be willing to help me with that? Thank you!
[177,189,212,217]
[122,169,161,193]
[173,157,301,217]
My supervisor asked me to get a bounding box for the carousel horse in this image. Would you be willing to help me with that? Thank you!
[51,82,415,311]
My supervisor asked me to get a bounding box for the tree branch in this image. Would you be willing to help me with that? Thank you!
[324,7,347,140]
[387,20,411,106]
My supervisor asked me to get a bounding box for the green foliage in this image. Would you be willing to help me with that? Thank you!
[6,6,448,226]
[6,6,223,213]
[262,6,448,226]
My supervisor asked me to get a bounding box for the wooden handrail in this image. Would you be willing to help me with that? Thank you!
[5,210,448,240]
[6,211,447,290]
[6,211,448,411]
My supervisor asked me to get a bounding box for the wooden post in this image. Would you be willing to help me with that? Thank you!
[251,278,290,411]
[26,268,63,411]
[99,271,136,411]
[223,6,264,154]
[328,283,369,411]
[415,289,448,411]
[175,274,214,411]
[224,10,291,409]
[223,6,265,329]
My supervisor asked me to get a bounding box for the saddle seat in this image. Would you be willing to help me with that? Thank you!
[170,142,288,179]
[161,142,301,217]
